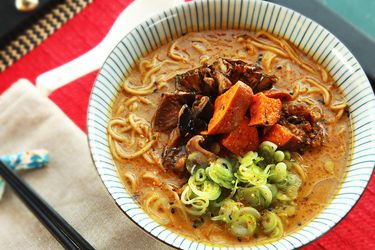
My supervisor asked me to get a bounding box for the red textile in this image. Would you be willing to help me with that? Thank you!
[0,0,373,249]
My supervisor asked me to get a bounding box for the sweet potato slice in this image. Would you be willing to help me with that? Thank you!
[221,119,259,156]
[248,92,282,126]
[263,89,292,101]
[207,81,253,134]
[263,124,301,151]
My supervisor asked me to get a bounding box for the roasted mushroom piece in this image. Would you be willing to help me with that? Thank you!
[186,135,218,161]
[278,101,326,151]
[162,147,187,176]
[175,68,201,92]
[162,135,218,176]
[212,71,232,94]
[175,58,277,97]
[177,95,214,137]
[178,104,208,138]
[211,58,233,94]
[175,66,218,96]
[164,96,214,149]
[192,96,214,122]
[166,127,183,148]
[224,59,278,92]
[178,104,195,137]
[283,101,322,123]
[152,92,195,132]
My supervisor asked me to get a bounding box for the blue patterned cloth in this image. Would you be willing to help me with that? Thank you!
[0,149,49,199]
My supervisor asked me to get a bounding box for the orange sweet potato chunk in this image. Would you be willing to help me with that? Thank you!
[221,119,259,156]
[207,81,253,134]
[263,124,301,151]
[248,92,282,126]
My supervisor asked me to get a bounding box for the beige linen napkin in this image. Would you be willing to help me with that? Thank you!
[0,79,170,250]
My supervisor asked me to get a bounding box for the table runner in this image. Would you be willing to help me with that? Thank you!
[0,0,92,73]
[0,79,169,249]
[0,0,373,249]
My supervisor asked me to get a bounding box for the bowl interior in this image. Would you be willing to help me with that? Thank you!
[87,0,375,249]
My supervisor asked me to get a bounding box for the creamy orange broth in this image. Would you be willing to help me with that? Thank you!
[110,30,351,246]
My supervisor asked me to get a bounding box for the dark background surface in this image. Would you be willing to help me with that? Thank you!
[0,0,62,47]
[267,0,375,89]
[319,0,375,40]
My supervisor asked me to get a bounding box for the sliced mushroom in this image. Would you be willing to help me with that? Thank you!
[178,104,195,137]
[203,76,215,88]
[211,58,230,74]
[162,147,187,176]
[178,105,207,137]
[175,58,277,96]
[175,66,218,96]
[152,92,195,132]
[192,96,214,122]
[283,101,321,123]
[212,71,232,94]
[278,101,327,152]
[186,135,218,161]
[224,59,277,92]
[175,68,201,92]
[256,74,278,92]
[167,127,183,148]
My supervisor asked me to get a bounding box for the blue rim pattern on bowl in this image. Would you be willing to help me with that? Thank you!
[87,0,375,249]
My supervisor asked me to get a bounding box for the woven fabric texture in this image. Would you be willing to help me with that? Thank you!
[0,0,93,72]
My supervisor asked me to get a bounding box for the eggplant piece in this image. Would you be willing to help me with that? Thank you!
[152,92,195,132]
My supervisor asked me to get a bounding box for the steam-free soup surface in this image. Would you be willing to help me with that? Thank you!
[108,30,351,246]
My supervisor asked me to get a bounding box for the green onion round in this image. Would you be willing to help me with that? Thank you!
[274,150,285,162]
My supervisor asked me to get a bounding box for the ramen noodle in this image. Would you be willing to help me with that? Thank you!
[108,30,351,246]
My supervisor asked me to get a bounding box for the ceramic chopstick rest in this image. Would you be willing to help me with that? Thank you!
[0,149,49,199]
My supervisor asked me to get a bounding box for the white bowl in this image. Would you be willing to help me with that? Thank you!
[87,0,375,249]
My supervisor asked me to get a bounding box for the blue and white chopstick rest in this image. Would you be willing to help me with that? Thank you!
[0,149,49,199]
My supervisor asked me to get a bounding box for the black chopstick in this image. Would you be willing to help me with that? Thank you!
[0,161,94,250]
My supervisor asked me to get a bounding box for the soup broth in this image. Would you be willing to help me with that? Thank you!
[108,30,351,246]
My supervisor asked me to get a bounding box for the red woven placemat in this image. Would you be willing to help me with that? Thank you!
[0,0,373,249]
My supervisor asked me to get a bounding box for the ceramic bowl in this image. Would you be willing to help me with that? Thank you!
[87,0,375,249]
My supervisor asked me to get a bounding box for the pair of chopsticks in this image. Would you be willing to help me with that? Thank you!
[0,161,94,250]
